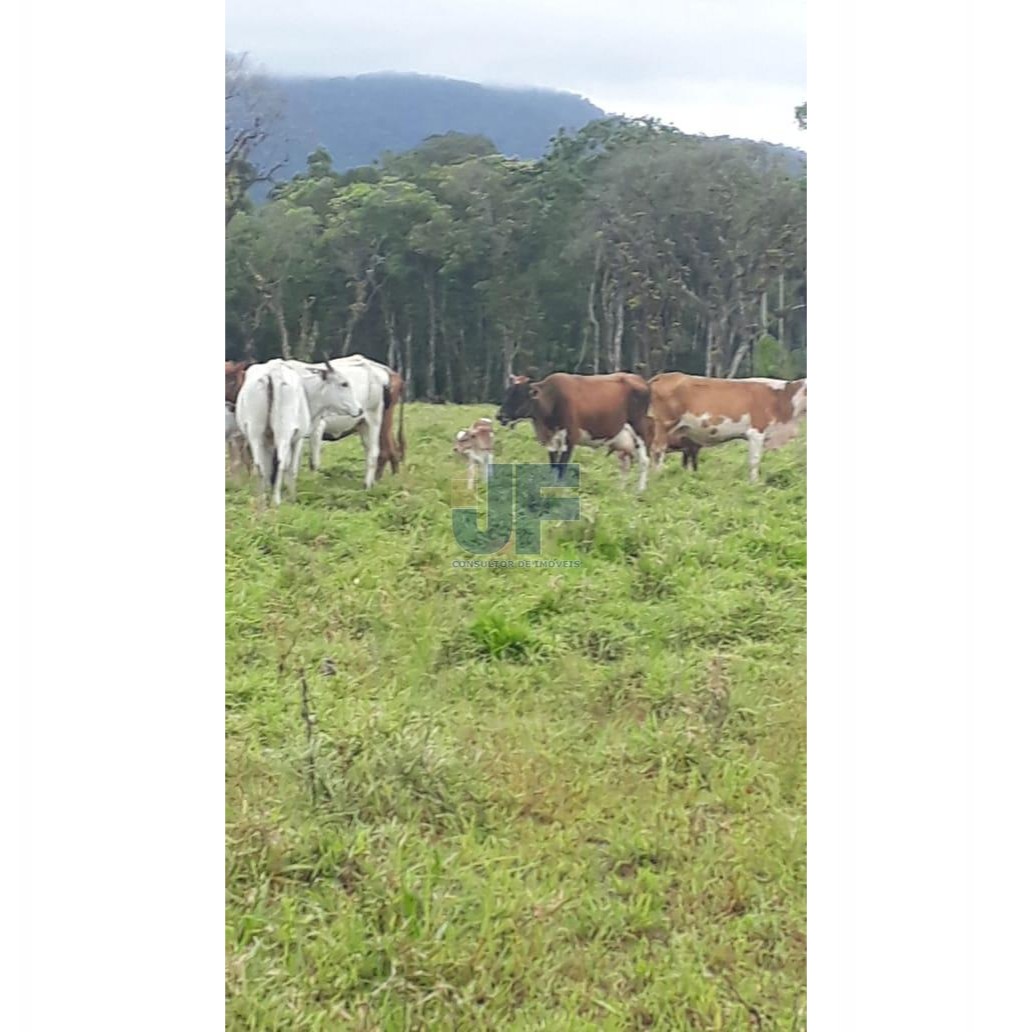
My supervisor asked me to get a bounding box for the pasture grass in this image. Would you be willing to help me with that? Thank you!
[226,404,806,1030]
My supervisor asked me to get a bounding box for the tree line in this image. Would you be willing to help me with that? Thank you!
[226,59,807,402]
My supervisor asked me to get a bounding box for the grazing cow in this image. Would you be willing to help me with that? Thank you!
[453,417,494,488]
[288,355,405,489]
[236,359,362,506]
[225,401,252,476]
[225,360,250,405]
[647,373,807,483]
[496,372,651,492]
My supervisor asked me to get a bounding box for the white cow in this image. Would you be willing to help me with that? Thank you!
[236,359,362,506]
[288,355,392,490]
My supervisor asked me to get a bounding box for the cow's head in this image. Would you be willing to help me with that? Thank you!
[314,360,364,420]
[454,418,494,456]
[496,375,536,427]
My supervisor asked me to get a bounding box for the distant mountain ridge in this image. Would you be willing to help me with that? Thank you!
[234,71,806,182]
[247,72,605,178]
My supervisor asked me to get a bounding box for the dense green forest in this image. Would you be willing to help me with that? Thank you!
[226,58,807,401]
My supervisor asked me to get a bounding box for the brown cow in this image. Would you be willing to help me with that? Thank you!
[225,361,254,476]
[225,360,251,405]
[377,368,407,479]
[647,373,807,483]
[496,372,652,491]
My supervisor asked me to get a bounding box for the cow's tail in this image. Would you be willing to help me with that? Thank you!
[266,374,280,490]
[628,383,651,441]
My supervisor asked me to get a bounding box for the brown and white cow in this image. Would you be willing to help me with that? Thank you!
[496,372,652,491]
[453,417,494,488]
[647,373,807,483]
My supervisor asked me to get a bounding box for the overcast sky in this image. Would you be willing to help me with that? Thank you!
[226,0,806,147]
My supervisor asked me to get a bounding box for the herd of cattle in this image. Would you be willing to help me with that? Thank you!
[225,356,807,505]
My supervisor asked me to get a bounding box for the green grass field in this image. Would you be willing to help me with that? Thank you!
[226,404,806,1030]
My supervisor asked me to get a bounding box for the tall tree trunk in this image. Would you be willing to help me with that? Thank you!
[457,324,467,402]
[778,271,785,345]
[610,282,625,372]
[587,247,601,374]
[296,296,317,361]
[483,310,493,401]
[274,298,291,360]
[573,322,589,373]
[502,326,514,391]
[441,289,453,401]
[404,326,414,400]
[727,337,750,378]
[383,302,398,370]
[425,272,437,400]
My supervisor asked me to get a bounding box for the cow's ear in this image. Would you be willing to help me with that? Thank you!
[509,374,520,385]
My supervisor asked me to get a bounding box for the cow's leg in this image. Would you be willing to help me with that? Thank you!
[376,415,397,479]
[746,429,765,484]
[357,419,381,490]
[556,445,574,482]
[309,417,325,472]
[271,438,290,507]
[287,430,305,500]
[467,456,476,491]
[249,438,274,502]
[485,454,493,480]
[649,422,669,470]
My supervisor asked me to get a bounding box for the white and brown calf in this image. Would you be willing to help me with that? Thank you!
[453,418,494,489]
